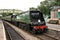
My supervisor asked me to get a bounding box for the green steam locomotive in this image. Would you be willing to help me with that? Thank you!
[3,10,48,33]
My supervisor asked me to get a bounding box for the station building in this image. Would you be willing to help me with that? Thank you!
[50,6,60,19]
[49,6,60,24]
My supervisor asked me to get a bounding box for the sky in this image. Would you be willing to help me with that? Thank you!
[0,0,44,11]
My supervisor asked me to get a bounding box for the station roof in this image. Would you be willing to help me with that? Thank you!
[50,6,60,11]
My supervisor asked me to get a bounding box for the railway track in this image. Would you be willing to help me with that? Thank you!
[3,21,59,40]
[3,22,25,40]
[16,25,59,40]
[26,30,59,40]
[35,33,58,40]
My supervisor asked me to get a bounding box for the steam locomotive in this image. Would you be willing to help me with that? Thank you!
[3,10,48,33]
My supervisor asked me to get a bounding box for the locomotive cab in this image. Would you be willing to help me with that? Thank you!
[30,11,47,33]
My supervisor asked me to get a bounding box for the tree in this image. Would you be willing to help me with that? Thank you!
[29,0,60,16]
[37,0,56,15]
[29,7,37,11]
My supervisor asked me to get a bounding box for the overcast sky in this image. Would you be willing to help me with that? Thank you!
[0,0,44,11]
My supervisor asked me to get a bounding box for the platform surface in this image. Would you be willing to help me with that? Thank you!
[0,20,6,40]
[47,23,60,31]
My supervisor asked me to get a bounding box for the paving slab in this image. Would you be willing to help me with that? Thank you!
[46,23,60,31]
[0,20,6,40]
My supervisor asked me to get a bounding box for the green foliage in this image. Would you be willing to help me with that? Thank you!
[38,5,50,15]
[29,7,38,11]
[55,0,60,6]
[37,0,55,15]
[29,0,60,16]
[2,13,13,17]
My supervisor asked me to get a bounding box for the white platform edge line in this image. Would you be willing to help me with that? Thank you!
[2,21,7,40]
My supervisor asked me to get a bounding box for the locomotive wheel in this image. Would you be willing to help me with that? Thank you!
[32,29,36,34]
[24,24,27,31]
[44,28,48,33]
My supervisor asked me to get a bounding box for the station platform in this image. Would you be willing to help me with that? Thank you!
[46,23,60,31]
[0,20,6,40]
